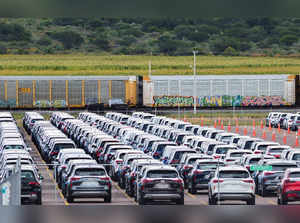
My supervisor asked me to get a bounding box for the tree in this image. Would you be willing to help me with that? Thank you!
[0,23,31,41]
[90,33,110,50]
[49,31,84,49]
[280,34,298,46]
[0,44,7,54]
[223,46,238,56]
[157,34,178,55]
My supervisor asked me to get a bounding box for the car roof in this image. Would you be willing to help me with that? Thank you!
[265,160,297,165]
[145,165,177,171]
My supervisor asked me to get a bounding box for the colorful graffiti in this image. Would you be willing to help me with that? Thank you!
[0,99,17,107]
[35,100,67,108]
[153,96,194,106]
[153,95,290,107]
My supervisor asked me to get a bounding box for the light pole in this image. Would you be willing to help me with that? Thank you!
[193,50,198,115]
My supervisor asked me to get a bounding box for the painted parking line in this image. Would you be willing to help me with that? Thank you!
[111,181,137,205]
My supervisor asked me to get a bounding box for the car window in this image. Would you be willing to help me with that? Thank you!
[292,154,300,161]
[249,158,260,164]
[75,168,106,176]
[21,170,35,181]
[219,170,249,178]
[53,143,75,152]
[4,145,24,150]
[198,163,224,170]
[289,172,300,178]
[147,170,178,178]
[216,147,231,154]
[269,148,285,153]
[271,165,298,171]
[230,152,246,157]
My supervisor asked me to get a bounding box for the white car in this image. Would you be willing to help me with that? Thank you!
[223,149,253,165]
[208,166,255,205]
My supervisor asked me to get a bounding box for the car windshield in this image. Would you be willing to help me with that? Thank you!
[211,132,218,139]
[21,170,35,181]
[292,154,300,161]
[216,147,232,154]
[271,165,298,171]
[221,136,232,141]
[257,145,272,151]
[188,158,200,165]
[249,158,261,164]
[269,148,285,153]
[289,172,300,178]
[174,151,194,160]
[178,124,185,129]
[244,141,254,150]
[219,171,249,178]
[75,168,106,176]
[53,143,75,152]
[233,138,240,144]
[186,126,193,131]
[198,163,224,170]
[230,152,246,157]
[147,170,178,178]
[4,145,24,150]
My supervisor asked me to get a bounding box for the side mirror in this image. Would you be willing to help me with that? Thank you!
[26,147,32,152]
[39,175,44,181]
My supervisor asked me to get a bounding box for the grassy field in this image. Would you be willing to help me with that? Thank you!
[1,54,300,75]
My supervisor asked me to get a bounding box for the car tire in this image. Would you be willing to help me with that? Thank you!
[176,196,184,205]
[66,195,73,203]
[138,193,145,205]
[104,194,112,203]
[189,182,196,194]
[277,196,281,205]
[35,196,42,205]
[281,195,288,205]
[246,197,255,205]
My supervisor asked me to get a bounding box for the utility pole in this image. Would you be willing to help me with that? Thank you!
[193,50,198,115]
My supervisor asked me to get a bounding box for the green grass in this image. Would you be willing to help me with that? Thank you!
[0,54,300,75]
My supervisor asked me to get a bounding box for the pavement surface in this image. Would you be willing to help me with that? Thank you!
[18,119,300,206]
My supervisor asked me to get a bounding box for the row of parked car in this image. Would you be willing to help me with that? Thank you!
[25,110,300,205]
[101,111,300,205]
[266,111,300,131]
[1,112,42,205]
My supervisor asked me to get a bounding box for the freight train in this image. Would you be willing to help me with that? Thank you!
[0,75,297,109]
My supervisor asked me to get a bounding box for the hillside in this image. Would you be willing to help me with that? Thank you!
[1,18,300,56]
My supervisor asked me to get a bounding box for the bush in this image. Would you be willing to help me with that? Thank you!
[0,44,7,54]
[280,34,298,46]
[223,46,238,56]
[37,37,52,46]
[0,23,31,41]
[49,31,84,49]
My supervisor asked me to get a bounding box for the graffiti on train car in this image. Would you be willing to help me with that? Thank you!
[153,96,194,106]
[35,100,67,108]
[0,99,17,107]
[153,95,290,107]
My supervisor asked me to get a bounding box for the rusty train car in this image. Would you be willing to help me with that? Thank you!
[0,75,297,109]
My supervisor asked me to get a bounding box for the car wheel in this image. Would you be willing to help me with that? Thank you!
[261,187,267,197]
[66,189,73,203]
[35,196,42,205]
[189,183,196,194]
[246,197,255,205]
[138,193,145,205]
[277,196,281,205]
[176,195,184,205]
[104,194,112,203]
[281,195,288,205]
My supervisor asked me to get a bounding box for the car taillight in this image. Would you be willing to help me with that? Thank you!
[212,179,224,183]
[170,160,179,164]
[246,165,250,170]
[70,177,80,188]
[100,177,110,181]
[28,182,40,186]
[61,165,67,169]
[50,151,58,156]
[116,160,123,164]
[142,179,153,184]
[254,151,262,154]
[214,155,221,159]
[264,171,274,176]
[184,165,192,170]
[226,159,235,162]
[243,179,254,183]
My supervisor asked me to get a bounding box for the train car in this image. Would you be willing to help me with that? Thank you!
[0,76,137,109]
[143,75,296,108]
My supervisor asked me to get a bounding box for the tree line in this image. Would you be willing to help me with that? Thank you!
[0,17,300,56]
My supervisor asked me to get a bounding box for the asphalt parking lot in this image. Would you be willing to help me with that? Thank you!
[18,115,300,206]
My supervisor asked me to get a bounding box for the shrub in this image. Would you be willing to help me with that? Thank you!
[48,31,84,49]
